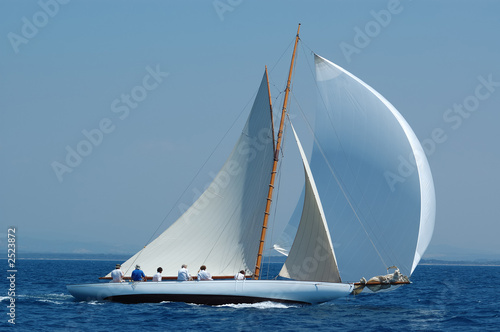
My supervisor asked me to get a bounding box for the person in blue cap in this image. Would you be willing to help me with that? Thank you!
[131,264,146,281]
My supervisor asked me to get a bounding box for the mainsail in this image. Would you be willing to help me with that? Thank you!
[111,71,275,277]
[279,125,341,283]
[310,54,436,282]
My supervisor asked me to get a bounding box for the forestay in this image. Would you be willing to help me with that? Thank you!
[110,71,275,278]
[310,54,435,282]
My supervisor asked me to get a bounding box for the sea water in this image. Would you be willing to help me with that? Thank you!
[1,259,499,331]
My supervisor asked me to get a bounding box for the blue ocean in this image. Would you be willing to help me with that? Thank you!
[2,258,499,331]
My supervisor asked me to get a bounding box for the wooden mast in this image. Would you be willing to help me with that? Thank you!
[254,24,301,280]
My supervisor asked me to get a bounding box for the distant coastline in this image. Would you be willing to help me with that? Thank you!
[420,259,500,267]
[4,252,500,267]
[10,252,132,261]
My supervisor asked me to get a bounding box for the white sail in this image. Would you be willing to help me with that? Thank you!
[112,71,275,278]
[311,54,435,282]
[279,124,341,283]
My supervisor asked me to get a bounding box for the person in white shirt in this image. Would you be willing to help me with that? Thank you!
[110,264,124,282]
[197,265,213,281]
[234,270,245,280]
[152,267,163,282]
[177,264,192,281]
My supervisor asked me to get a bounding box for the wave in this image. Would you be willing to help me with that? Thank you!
[442,316,479,325]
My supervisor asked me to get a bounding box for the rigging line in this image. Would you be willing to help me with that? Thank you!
[281,38,299,158]
[298,46,399,266]
[255,34,300,279]
[263,48,297,275]
[267,152,285,278]
[258,132,280,280]
[261,99,289,278]
[270,84,284,100]
[299,38,315,55]
[126,86,262,271]
[262,58,297,278]
[289,91,388,269]
[267,38,295,96]
[268,34,300,103]
[272,90,284,109]
[265,119,288,279]
[269,38,295,73]
[267,37,299,126]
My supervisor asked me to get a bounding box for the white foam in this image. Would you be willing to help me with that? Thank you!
[37,299,63,305]
[216,301,296,309]
[47,293,73,299]
[87,300,105,305]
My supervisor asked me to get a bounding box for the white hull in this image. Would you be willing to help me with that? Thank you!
[67,280,353,305]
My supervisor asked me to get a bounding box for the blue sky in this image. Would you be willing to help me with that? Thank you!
[1,0,499,260]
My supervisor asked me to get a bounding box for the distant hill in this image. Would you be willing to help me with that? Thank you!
[420,259,500,266]
[422,243,500,262]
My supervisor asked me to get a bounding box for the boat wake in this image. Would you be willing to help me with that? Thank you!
[86,300,105,305]
[215,301,298,309]
[36,293,73,305]
[37,299,65,305]
[12,293,75,305]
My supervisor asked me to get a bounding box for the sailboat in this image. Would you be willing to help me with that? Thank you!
[67,24,435,305]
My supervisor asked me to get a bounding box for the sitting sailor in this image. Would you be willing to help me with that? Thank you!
[110,264,124,282]
[197,265,213,281]
[131,265,146,281]
[234,270,245,280]
[152,267,163,282]
[177,264,192,281]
